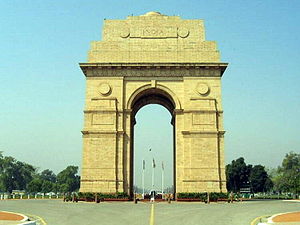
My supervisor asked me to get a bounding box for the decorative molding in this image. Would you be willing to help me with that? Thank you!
[173,109,184,114]
[81,179,123,182]
[91,97,117,100]
[151,79,156,88]
[84,110,117,113]
[181,130,225,135]
[82,130,124,134]
[80,63,228,77]
[182,179,227,182]
[183,110,222,113]
[82,130,118,135]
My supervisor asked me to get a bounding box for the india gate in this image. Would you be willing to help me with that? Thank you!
[79,12,227,196]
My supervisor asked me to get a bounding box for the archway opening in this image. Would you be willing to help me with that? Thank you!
[130,88,176,198]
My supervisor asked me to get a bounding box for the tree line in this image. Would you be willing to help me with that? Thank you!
[0,152,80,193]
[226,151,300,194]
[1,151,299,194]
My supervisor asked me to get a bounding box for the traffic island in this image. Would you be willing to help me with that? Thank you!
[0,211,34,225]
[252,211,300,225]
[271,211,300,223]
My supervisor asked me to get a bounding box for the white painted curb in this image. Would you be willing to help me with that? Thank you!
[20,221,36,225]
[283,200,300,203]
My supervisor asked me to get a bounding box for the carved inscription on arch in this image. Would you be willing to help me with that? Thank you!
[130,26,180,38]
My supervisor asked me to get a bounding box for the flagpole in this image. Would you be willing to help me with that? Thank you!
[162,161,164,195]
[142,160,145,199]
[152,163,154,190]
[152,158,155,190]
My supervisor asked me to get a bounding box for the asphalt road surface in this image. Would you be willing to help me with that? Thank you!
[0,199,299,225]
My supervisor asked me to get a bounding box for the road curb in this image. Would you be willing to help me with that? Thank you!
[251,210,300,225]
[250,215,270,225]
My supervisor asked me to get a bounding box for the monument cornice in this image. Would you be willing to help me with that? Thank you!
[181,130,226,135]
[79,62,228,77]
[81,130,124,135]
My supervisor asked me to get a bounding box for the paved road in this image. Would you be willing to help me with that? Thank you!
[0,199,299,225]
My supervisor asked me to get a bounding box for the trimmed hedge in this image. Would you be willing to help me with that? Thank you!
[77,192,129,201]
[253,195,293,200]
[177,192,207,201]
[209,192,228,201]
[177,192,228,201]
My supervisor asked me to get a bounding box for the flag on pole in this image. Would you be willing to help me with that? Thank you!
[162,161,164,170]
[152,158,156,168]
[143,160,145,170]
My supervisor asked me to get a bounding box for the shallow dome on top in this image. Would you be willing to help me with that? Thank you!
[142,11,164,16]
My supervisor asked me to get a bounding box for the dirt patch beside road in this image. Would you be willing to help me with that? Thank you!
[0,211,24,221]
[272,211,300,222]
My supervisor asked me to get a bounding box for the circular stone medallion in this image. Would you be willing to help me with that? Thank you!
[120,28,130,38]
[99,83,111,95]
[177,27,189,38]
[197,83,210,95]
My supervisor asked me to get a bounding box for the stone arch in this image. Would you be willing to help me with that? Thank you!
[79,13,228,196]
[127,84,182,113]
[128,84,178,196]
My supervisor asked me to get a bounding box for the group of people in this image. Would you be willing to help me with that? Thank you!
[229,191,243,203]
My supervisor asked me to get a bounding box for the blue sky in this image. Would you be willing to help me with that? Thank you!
[0,0,299,189]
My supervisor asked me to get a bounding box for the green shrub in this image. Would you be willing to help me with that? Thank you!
[253,195,292,200]
[177,192,228,201]
[209,192,228,200]
[77,192,94,201]
[77,192,129,200]
[65,195,72,201]
[116,192,128,199]
[177,192,207,201]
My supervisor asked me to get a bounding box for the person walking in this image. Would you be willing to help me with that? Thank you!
[230,191,234,203]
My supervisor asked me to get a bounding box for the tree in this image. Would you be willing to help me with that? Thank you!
[27,178,43,193]
[0,152,3,170]
[0,153,82,194]
[250,165,273,192]
[41,180,54,193]
[226,157,252,192]
[0,154,35,193]
[40,169,56,183]
[274,152,300,194]
[56,166,80,193]
[226,157,273,193]
[0,156,17,192]
[14,161,36,190]
[58,183,69,193]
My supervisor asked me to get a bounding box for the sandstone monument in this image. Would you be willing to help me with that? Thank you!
[79,12,228,196]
